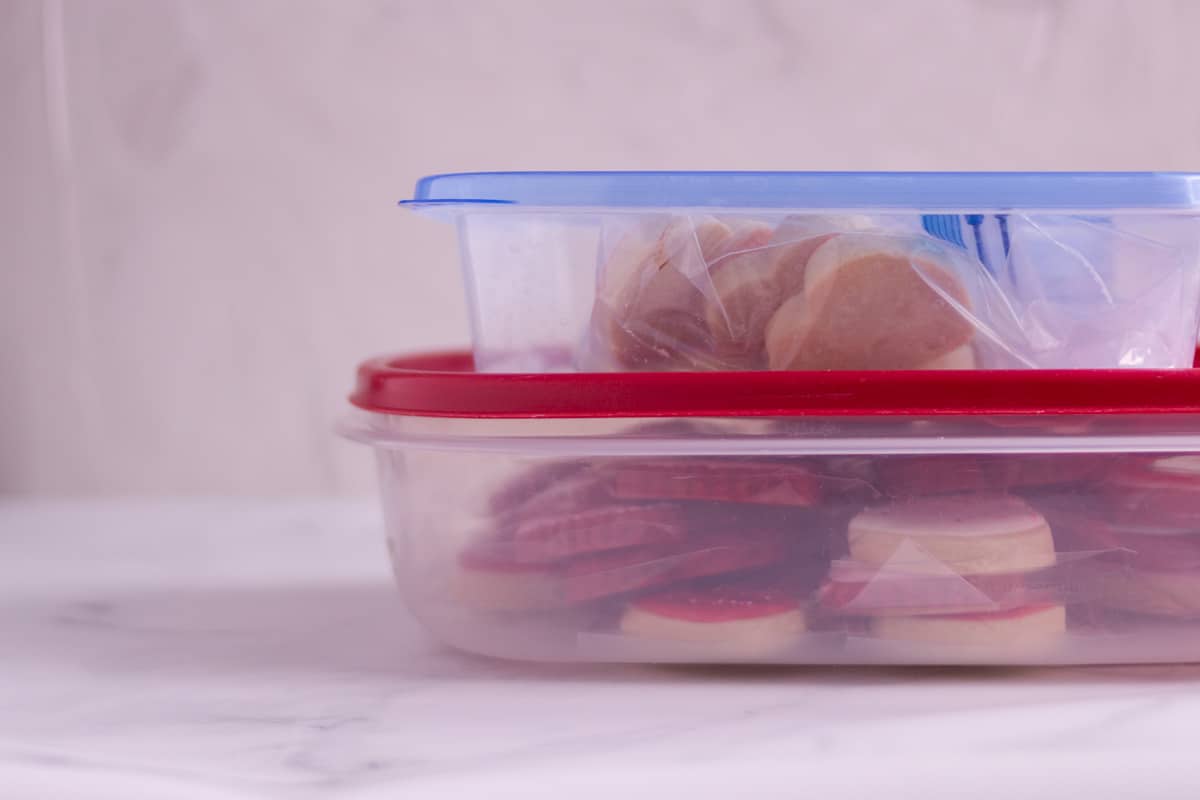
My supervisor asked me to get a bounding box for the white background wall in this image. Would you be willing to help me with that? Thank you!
[5,0,1200,496]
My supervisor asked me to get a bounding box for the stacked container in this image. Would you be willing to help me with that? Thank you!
[345,172,1200,665]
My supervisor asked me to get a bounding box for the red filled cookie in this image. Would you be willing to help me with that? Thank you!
[488,461,588,516]
[871,603,1066,647]
[848,494,1056,576]
[508,502,687,564]
[562,528,792,603]
[1105,456,1200,523]
[496,472,613,524]
[620,573,807,657]
[878,454,1105,498]
[818,561,1036,617]
[1090,565,1200,619]
[606,458,820,507]
[1051,510,1200,572]
[455,543,560,611]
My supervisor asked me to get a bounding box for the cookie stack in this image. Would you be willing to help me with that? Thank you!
[455,456,829,657]
[817,495,1066,648]
[1060,456,1200,619]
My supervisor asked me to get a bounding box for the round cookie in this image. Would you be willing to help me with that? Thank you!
[605,458,820,507]
[765,234,975,370]
[704,225,833,367]
[818,560,1032,616]
[916,343,976,370]
[562,527,791,604]
[1105,456,1200,522]
[589,217,730,370]
[1078,517,1200,563]
[621,576,806,657]
[871,603,1066,646]
[496,472,612,524]
[1093,567,1200,618]
[455,543,560,611]
[848,495,1056,576]
[488,461,588,516]
[877,454,1105,497]
[507,502,687,564]
[1146,455,1200,477]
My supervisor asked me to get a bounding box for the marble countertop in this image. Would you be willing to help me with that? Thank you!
[5,500,1200,799]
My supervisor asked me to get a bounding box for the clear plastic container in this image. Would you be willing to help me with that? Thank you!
[344,352,1200,665]
[402,172,1200,372]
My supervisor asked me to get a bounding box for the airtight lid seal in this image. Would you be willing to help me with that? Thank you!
[401,171,1200,212]
[351,351,1200,419]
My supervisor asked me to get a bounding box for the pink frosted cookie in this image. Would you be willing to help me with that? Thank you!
[1057,512,1200,566]
[455,543,560,611]
[620,575,806,656]
[508,502,687,564]
[1051,512,1200,618]
[848,495,1056,576]
[871,603,1066,647]
[562,528,791,603]
[765,234,975,370]
[606,458,820,507]
[495,472,613,524]
[877,454,1105,497]
[488,461,588,516]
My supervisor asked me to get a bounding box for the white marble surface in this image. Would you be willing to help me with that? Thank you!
[6,499,1200,798]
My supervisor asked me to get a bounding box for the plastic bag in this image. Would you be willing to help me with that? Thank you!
[578,213,1200,371]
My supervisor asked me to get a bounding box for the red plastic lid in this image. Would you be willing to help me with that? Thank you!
[350,351,1200,419]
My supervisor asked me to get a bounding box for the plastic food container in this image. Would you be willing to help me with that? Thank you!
[345,353,1200,665]
[403,172,1200,372]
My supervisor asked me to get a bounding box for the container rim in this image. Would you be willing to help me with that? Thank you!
[349,351,1200,419]
[401,171,1200,211]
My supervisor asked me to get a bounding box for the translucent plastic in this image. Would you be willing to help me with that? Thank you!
[456,210,1200,372]
[346,411,1200,665]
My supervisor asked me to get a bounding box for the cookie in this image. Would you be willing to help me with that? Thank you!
[488,461,587,516]
[871,603,1066,646]
[620,575,806,656]
[916,343,976,370]
[1105,456,1200,522]
[455,543,560,611]
[593,217,739,370]
[848,495,1056,576]
[606,458,820,507]
[497,472,613,523]
[703,225,830,367]
[562,528,791,603]
[765,234,975,370]
[509,502,687,564]
[1092,566,1200,618]
[877,454,1105,497]
[818,561,1033,616]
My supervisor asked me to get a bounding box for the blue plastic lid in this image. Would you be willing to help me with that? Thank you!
[403,171,1200,211]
